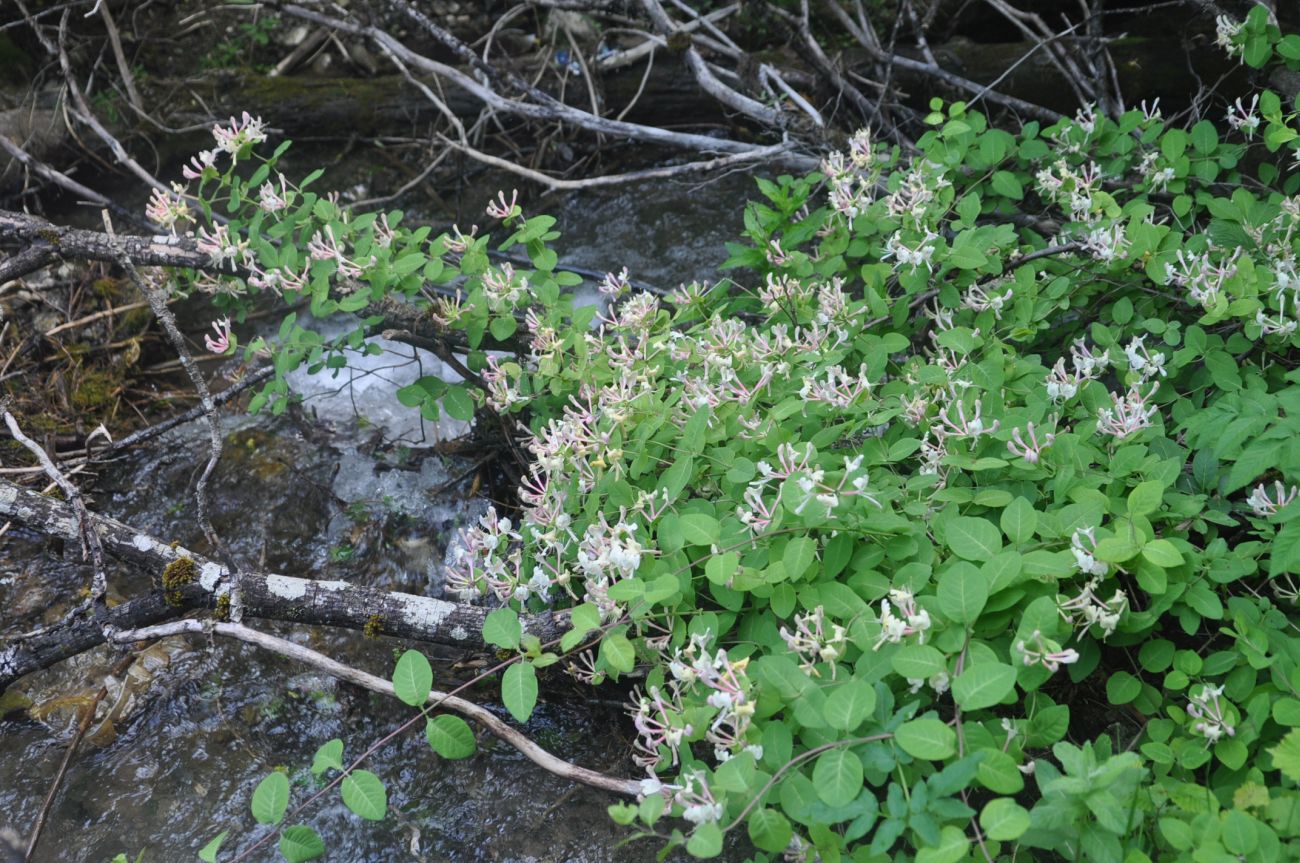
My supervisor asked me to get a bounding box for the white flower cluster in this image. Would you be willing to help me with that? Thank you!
[1247,480,1300,517]
[1045,339,1110,402]
[779,606,848,678]
[1187,684,1236,744]
[1215,14,1244,58]
[1164,248,1240,310]
[1016,629,1080,673]
[873,587,932,650]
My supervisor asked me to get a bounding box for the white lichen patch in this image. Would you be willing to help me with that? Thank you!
[315,580,351,592]
[394,595,456,633]
[132,534,155,553]
[450,625,468,642]
[0,484,16,508]
[199,562,224,592]
[264,574,307,601]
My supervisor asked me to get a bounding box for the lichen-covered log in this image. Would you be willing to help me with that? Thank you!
[0,479,570,692]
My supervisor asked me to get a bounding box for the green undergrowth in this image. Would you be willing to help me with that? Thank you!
[155,11,1300,862]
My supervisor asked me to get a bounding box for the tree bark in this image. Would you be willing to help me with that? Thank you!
[0,479,569,692]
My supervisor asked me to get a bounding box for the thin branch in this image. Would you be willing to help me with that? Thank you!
[98,211,244,620]
[110,619,642,795]
[0,406,109,617]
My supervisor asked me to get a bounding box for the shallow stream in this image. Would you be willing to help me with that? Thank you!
[0,171,756,862]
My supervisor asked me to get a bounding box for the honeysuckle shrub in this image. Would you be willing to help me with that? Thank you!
[168,51,1300,863]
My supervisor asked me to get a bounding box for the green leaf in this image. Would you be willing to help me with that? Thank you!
[945,516,1002,561]
[1190,120,1218,154]
[502,663,539,723]
[483,608,522,650]
[705,551,738,585]
[980,798,1030,841]
[392,649,433,707]
[1221,810,1259,856]
[915,826,970,863]
[783,537,817,579]
[813,748,864,807]
[442,385,476,422]
[1106,671,1142,705]
[1268,728,1300,782]
[340,770,387,821]
[895,718,957,760]
[748,808,793,854]
[251,772,290,825]
[1000,497,1037,544]
[1127,480,1164,517]
[1271,520,1300,577]
[891,645,947,680]
[198,831,228,863]
[1142,539,1184,568]
[952,663,1016,710]
[601,632,636,674]
[489,314,517,342]
[278,826,325,863]
[990,171,1024,200]
[977,750,1024,794]
[686,823,723,858]
[824,680,877,731]
[310,739,344,777]
[937,565,988,624]
[1274,698,1300,726]
[426,714,477,759]
[679,513,720,546]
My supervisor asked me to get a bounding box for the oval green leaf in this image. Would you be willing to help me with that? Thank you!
[392,649,433,707]
[747,808,793,854]
[952,662,1017,710]
[894,718,957,761]
[502,662,539,723]
[482,607,522,650]
[427,714,477,759]
[310,738,343,777]
[945,516,1002,562]
[251,772,290,825]
[891,645,947,680]
[340,770,387,821]
[937,564,988,624]
[278,825,326,862]
[980,798,1031,841]
[812,748,863,808]
[823,680,877,731]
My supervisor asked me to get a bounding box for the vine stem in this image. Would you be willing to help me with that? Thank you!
[722,733,893,833]
[106,620,641,862]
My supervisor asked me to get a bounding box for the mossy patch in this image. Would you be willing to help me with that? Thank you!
[213,592,231,621]
[162,556,198,606]
[363,615,385,639]
[70,369,120,412]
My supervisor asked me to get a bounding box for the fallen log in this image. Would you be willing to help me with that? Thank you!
[0,478,567,692]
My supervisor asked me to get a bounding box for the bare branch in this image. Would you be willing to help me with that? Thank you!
[111,619,642,795]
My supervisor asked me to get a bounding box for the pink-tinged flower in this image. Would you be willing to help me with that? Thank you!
[195,224,248,268]
[182,149,218,180]
[443,224,478,254]
[1096,382,1160,440]
[306,225,363,277]
[211,112,267,162]
[145,183,192,233]
[256,173,292,213]
[1016,629,1079,673]
[1007,421,1056,464]
[204,317,233,354]
[485,188,520,220]
[1247,481,1300,517]
[1187,684,1235,744]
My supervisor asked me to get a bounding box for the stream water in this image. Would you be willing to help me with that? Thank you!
[0,171,757,862]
